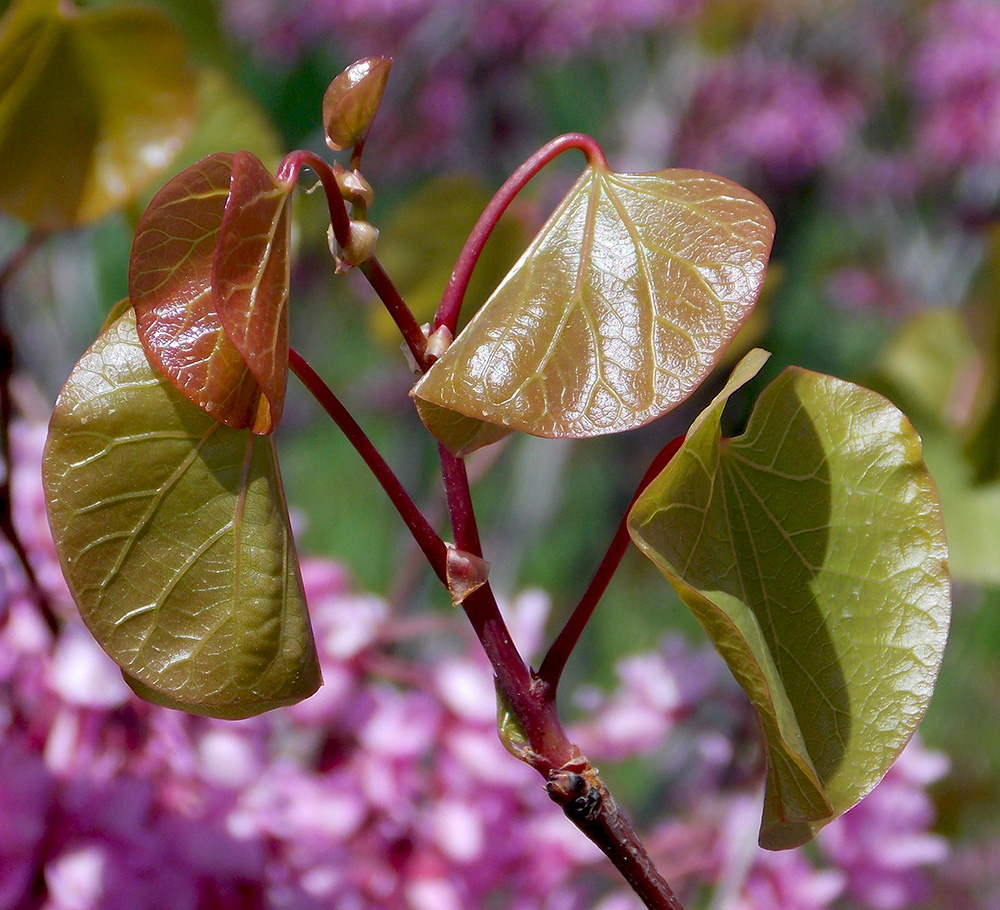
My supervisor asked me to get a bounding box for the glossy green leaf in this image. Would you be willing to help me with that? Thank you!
[129,152,265,430]
[628,351,950,849]
[212,150,294,433]
[42,308,320,718]
[322,56,392,151]
[412,167,774,451]
[0,0,194,228]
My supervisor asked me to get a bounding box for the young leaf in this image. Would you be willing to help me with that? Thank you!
[0,0,194,229]
[627,352,950,850]
[42,308,320,719]
[412,167,774,451]
[322,56,392,151]
[130,152,293,434]
[212,150,294,433]
[130,153,263,429]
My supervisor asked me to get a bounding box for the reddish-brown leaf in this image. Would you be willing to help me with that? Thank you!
[129,153,266,430]
[212,150,294,433]
[322,56,392,151]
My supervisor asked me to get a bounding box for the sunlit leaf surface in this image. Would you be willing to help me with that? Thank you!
[130,152,292,434]
[412,167,774,449]
[212,150,294,433]
[43,308,320,719]
[628,352,950,849]
[0,0,194,228]
[322,56,392,151]
[130,153,265,430]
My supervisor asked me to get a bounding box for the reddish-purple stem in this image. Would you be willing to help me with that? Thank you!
[278,150,428,370]
[436,442,573,770]
[434,132,609,335]
[292,130,687,908]
[359,258,430,371]
[538,434,686,691]
[277,149,352,251]
[288,348,448,584]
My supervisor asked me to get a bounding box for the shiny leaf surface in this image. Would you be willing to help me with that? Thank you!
[130,153,265,430]
[129,151,293,434]
[212,150,294,433]
[0,0,194,228]
[412,167,774,448]
[43,308,320,718]
[322,56,392,151]
[628,352,950,849]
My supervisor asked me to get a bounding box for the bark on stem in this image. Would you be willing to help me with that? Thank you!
[435,444,688,909]
[547,757,686,910]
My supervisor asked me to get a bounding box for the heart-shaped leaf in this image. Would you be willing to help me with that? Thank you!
[627,352,950,849]
[129,152,292,434]
[212,150,294,432]
[42,307,320,719]
[0,0,194,229]
[411,167,774,451]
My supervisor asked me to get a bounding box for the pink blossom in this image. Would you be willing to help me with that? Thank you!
[673,52,863,183]
[818,737,949,909]
[0,733,54,910]
[910,0,1000,170]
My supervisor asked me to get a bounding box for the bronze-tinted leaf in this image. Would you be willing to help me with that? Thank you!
[412,167,774,449]
[322,56,392,151]
[212,150,294,433]
[0,0,194,228]
[43,308,320,718]
[129,152,266,430]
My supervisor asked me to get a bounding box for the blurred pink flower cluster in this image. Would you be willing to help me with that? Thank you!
[1,418,951,909]
[221,0,1000,190]
[910,0,1000,172]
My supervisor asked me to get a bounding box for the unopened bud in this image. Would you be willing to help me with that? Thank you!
[329,220,379,272]
[323,57,393,152]
[445,545,491,605]
[335,167,374,210]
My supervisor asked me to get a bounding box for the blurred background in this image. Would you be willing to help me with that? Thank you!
[2,0,1000,906]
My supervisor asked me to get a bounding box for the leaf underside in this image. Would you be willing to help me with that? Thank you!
[412,166,775,453]
[0,0,194,228]
[628,352,950,849]
[42,308,320,719]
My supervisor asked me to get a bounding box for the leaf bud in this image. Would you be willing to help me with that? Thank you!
[323,57,393,152]
[328,220,379,272]
[424,325,453,363]
[334,165,375,210]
